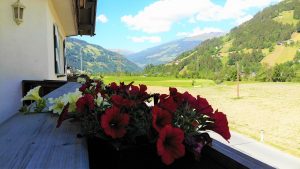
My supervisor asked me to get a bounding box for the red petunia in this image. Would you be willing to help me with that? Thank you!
[211,110,231,140]
[182,92,196,105]
[192,96,213,117]
[169,87,183,105]
[157,125,185,165]
[76,94,95,113]
[111,95,134,108]
[129,85,140,96]
[56,103,70,128]
[159,96,178,113]
[139,84,147,95]
[152,106,173,132]
[79,84,88,92]
[110,82,119,91]
[101,106,130,139]
[169,87,178,96]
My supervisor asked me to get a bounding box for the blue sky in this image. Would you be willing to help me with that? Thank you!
[77,0,281,52]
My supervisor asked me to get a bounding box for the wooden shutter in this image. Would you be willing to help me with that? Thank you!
[63,39,66,73]
[53,24,61,74]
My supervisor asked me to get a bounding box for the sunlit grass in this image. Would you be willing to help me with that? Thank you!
[262,45,297,66]
[144,82,300,157]
[101,76,216,87]
[273,10,299,25]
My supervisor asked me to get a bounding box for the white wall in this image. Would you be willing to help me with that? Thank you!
[0,0,66,124]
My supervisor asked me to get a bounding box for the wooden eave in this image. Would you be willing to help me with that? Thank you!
[75,0,97,36]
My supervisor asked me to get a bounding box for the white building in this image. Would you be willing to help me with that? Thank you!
[0,0,97,124]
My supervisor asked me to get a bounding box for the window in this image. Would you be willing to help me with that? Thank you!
[53,24,66,76]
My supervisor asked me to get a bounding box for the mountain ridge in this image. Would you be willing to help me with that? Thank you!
[144,0,300,82]
[127,32,224,67]
[66,38,142,73]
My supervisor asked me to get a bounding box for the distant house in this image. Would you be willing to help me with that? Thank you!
[277,41,283,46]
[0,0,97,124]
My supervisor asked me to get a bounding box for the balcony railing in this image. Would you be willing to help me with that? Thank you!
[0,82,275,169]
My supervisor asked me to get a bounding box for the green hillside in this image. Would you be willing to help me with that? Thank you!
[145,0,300,82]
[66,38,141,73]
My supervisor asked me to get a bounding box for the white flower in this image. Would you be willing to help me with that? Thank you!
[95,94,104,107]
[77,77,86,84]
[21,86,42,102]
[49,97,65,114]
[65,90,82,112]
[49,90,82,114]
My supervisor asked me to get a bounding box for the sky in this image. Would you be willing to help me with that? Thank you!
[77,0,282,53]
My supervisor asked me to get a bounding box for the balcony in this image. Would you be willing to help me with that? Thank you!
[0,82,297,169]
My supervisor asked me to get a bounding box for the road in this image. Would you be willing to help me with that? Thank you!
[210,131,300,169]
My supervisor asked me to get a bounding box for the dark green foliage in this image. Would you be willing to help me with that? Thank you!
[294,51,300,62]
[297,22,300,32]
[256,65,273,82]
[271,62,295,82]
[294,5,300,19]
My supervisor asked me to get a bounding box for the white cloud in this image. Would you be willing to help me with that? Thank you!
[121,0,281,33]
[97,14,108,23]
[177,27,223,37]
[129,36,161,43]
[236,15,253,25]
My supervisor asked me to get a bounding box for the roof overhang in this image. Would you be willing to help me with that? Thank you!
[75,0,97,36]
[51,0,97,36]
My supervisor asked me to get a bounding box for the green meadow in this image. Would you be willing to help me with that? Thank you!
[101,76,216,88]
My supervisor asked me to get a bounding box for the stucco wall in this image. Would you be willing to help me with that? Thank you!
[0,0,66,124]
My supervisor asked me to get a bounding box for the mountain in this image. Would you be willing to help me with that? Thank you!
[127,32,224,67]
[66,38,142,73]
[109,49,135,56]
[144,0,300,82]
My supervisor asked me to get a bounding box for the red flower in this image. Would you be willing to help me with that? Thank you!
[139,84,147,95]
[56,103,70,128]
[169,87,183,105]
[129,85,140,96]
[157,125,185,165]
[111,95,134,108]
[152,106,173,132]
[110,82,119,91]
[211,110,231,140]
[76,94,95,113]
[192,96,213,117]
[159,96,178,113]
[182,92,196,105]
[101,106,130,139]
[79,84,88,92]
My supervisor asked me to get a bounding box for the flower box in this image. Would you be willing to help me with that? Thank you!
[22,76,231,167]
[87,137,202,169]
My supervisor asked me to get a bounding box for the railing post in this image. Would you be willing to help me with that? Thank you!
[260,130,264,143]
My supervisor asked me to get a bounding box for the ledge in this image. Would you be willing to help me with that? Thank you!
[1,82,274,169]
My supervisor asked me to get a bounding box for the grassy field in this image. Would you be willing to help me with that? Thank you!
[262,45,298,66]
[273,10,299,25]
[100,76,300,157]
[102,76,216,87]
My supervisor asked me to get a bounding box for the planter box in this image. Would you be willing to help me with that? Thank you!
[87,137,248,169]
